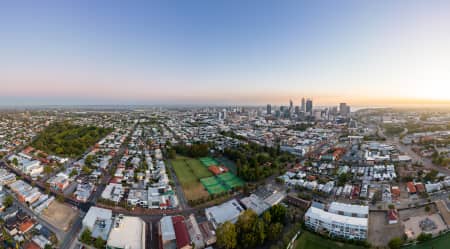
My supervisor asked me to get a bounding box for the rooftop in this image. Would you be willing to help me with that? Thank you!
[107,216,146,249]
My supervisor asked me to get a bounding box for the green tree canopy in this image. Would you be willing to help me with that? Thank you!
[216,221,237,249]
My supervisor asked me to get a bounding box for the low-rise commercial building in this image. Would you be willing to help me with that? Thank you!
[205,199,244,229]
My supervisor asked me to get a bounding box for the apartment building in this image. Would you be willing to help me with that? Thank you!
[305,202,368,240]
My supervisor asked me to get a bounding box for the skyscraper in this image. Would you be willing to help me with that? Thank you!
[339,103,350,116]
[289,99,293,112]
[301,98,306,112]
[267,104,272,115]
[306,99,313,115]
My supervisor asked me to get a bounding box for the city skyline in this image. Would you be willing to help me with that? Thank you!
[2,1,450,106]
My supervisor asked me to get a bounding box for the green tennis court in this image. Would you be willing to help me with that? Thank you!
[205,183,228,194]
[200,177,227,194]
[200,176,220,186]
[218,172,244,188]
[200,176,231,194]
[199,157,219,167]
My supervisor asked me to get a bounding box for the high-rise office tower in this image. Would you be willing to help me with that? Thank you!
[289,99,293,112]
[267,104,272,115]
[301,97,306,112]
[339,103,350,116]
[306,99,313,114]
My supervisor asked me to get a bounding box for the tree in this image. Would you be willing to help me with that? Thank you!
[388,237,403,249]
[269,204,287,224]
[69,169,78,178]
[12,158,18,166]
[94,237,106,249]
[266,222,283,241]
[167,149,176,159]
[235,210,261,249]
[3,195,14,208]
[44,165,53,174]
[337,172,351,186]
[85,155,95,167]
[253,219,266,246]
[82,165,92,174]
[44,244,53,249]
[216,221,237,249]
[80,229,93,244]
[425,205,431,212]
[424,169,438,182]
[261,211,271,225]
[417,233,432,242]
[236,159,241,176]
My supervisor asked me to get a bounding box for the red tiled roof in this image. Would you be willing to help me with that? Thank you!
[407,182,416,193]
[172,216,190,249]
[110,177,123,183]
[208,165,228,175]
[19,220,35,233]
[415,183,425,193]
[23,241,40,249]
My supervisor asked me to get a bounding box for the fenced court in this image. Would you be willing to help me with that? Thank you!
[200,176,229,194]
[199,157,219,167]
[217,172,244,188]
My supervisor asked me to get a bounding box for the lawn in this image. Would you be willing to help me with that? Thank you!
[185,158,213,178]
[295,231,366,249]
[170,157,210,201]
[404,232,450,249]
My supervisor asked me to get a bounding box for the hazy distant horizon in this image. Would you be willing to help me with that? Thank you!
[1,1,450,105]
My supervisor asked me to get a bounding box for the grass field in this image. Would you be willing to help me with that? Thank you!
[171,157,210,201]
[295,231,366,249]
[404,232,450,249]
[185,158,213,178]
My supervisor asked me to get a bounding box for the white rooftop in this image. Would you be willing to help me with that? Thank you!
[107,216,146,249]
[160,216,176,241]
[307,206,368,227]
[328,202,369,216]
[205,199,244,228]
[82,206,112,231]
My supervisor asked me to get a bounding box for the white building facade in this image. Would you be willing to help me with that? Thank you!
[305,203,368,240]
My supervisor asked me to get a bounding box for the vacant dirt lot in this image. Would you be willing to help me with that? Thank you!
[404,213,447,239]
[368,211,404,247]
[42,201,78,231]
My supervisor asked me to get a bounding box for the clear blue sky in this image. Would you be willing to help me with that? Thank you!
[1,0,450,106]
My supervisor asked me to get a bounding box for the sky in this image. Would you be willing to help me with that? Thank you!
[1,0,450,106]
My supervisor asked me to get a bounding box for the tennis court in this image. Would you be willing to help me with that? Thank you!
[199,157,219,167]
[200,176,220,187]
[217,172,244,188]
[200,176,229,194]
